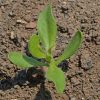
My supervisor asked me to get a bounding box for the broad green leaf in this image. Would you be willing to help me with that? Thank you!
[37,4,57,51]
[8,52,47,68]
[46,61,65,93]
[56,31,83,65]
[28,34,46,58]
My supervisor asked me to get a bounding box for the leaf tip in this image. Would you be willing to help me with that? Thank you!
[77,30,84,40]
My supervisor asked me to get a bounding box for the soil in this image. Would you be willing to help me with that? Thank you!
[0,0,100,100]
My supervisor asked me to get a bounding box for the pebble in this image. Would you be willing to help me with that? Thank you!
[14,85,19,89]
[10,31,16,39]
[81,50,93,70]
[24,14,31,22]
[9,11,15,17]
[81,97,85,100]
[25,21,36,29]
[1,6,5,13]
[81,57,93,70]
[62,2,67,6]
[16,20,27,24]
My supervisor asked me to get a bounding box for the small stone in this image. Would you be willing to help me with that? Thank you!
[25,21,36,29]
[81,57,93,70]
[14,85,19,89]
[10,31,16,39]
[81,97,85,100]
[9,11,15,17]
[62,2,67,5]
[24,15,31,22]
[16,19,27,24]
[81,50,93,70]
[1,6,5,13]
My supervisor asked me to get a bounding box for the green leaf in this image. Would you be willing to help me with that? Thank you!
[56,31,83,65]
[28,34,46,58]
[46,61,65,93]
[8,52,47,68]
[37,4,57,51]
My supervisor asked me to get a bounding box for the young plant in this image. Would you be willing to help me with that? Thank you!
[8,4,83,93]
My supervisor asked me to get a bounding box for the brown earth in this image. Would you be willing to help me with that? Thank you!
[0,0,100,100]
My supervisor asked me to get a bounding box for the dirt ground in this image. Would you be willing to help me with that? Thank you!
[0,0,100,100]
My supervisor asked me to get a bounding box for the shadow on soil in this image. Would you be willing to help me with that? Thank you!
[34,83,52,100]
[0,68,52,100]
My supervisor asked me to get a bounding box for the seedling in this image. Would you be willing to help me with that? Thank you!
[8,4,83,93]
